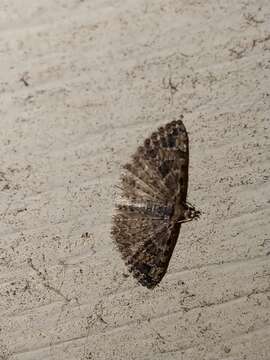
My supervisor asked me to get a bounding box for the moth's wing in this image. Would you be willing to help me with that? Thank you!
[111,206,181,289]
[129,221,182,289]
[120,119,189,204]
[156,119,189,202]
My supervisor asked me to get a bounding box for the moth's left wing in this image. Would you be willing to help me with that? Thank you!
[112,205,181,289]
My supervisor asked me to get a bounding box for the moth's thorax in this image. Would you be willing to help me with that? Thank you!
[172,202,199,222]
[171,202,188,222]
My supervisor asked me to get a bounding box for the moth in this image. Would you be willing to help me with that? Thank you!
[111,117,200,289]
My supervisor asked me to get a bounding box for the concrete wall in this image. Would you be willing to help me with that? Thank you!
[0,1,269,359]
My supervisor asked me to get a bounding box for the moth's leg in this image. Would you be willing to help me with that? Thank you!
[177,218,195,224]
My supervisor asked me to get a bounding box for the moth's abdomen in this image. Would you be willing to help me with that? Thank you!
[117,201,173,219]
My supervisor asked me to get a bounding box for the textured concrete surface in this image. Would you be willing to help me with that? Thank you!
[0,1,270,359]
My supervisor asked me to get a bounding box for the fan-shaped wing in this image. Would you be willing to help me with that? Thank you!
[112,206,181,288]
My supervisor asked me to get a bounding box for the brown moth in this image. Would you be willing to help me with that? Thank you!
[111,117,200,289]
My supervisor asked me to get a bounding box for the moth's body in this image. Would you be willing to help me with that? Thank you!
[111,118,200,289]
[171,198,200,224]
[120,200,197,223]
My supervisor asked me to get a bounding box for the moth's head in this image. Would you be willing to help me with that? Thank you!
[184,203,201,220]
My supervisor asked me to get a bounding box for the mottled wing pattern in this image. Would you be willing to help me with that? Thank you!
[111,118,189,288]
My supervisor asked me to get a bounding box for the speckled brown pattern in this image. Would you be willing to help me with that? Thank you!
[111,118,200,288]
